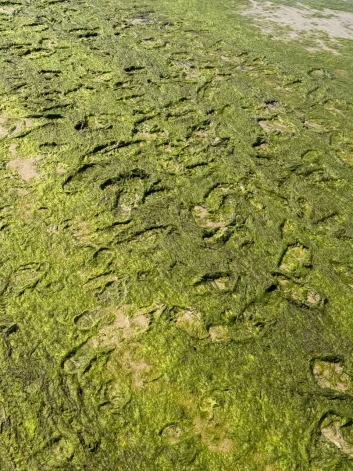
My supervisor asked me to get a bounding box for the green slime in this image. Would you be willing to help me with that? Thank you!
[1,0,353,469]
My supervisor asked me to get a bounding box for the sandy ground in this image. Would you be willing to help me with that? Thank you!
[242,0,353,52]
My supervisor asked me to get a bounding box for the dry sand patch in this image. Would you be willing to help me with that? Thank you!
[241,0,353,53]
[7,157,41,181]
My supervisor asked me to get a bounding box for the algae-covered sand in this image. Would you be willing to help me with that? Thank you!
[1,0,353,469]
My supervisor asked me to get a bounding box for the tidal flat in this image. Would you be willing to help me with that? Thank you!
[1,0,353,469]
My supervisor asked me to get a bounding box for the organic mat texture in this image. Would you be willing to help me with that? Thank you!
[1,0,353,470]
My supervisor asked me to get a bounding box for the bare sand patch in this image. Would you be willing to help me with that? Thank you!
[9,144,17,156]
[0,7,16,15]
[175,308,209,339]
[95,304,150,348]
[321,415,353,457]
[258,119,292,133]
[192,205,227,229]
[7,157,41,181]
[312,359,352,393]
[193,416,234,453]
[209,325,229,342]
[241,0,353,53]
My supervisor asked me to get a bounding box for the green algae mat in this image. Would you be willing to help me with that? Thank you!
[1,0,353,469]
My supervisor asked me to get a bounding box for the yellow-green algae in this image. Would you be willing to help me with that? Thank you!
[1,0,353,469]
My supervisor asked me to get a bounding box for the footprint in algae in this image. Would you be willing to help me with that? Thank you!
[320,413,353,457]
[175,308,209,340]
[332,262,353,290]
[277,276,324,309]
[312,360,353,458]
[64,304,161,374]
[312,358,353,394]
[279,244,312,278]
